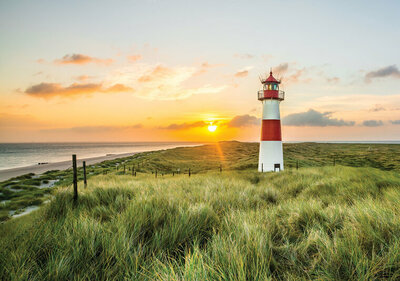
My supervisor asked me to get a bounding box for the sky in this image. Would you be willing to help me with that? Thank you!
[0,0,399,142]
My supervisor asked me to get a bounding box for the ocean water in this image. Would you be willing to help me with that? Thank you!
[0,142,201,170]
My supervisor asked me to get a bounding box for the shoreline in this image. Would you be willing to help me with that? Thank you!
[0,152,141,181]
[0,150,152,181]
[0,144,203,182]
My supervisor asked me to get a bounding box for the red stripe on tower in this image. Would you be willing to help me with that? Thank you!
[261,120,282,141]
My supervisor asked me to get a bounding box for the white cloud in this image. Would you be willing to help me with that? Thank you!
[104,63,227,100]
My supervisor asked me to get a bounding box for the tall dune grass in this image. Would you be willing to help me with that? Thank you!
[1,166,400,280]
[2,141,400,222]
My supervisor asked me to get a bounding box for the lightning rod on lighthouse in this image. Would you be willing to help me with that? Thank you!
[258,70,285,172]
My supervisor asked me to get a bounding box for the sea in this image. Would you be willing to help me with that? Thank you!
[0,142,202,171]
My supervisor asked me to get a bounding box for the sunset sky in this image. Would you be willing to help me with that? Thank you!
[1,0,399,142]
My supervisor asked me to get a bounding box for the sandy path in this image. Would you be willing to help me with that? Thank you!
[0,152,139,181]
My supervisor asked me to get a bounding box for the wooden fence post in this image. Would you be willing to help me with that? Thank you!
[83,161,87,188]
[155,170,157,178]
[72,154,78,202]
[333,157,336,166]
[296,160,299,170]
[132,166,135,176]
[220,165,222,173]
[188,168,191,177]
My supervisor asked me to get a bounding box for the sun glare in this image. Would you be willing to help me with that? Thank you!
[208,125,217,132]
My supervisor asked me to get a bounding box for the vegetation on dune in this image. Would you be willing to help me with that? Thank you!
[1,142,400,221]
[92,141,400,174]
[1,165,400,280]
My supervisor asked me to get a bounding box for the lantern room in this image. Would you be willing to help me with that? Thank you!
[257,71,285,101]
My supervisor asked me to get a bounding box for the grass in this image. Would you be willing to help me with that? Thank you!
[1,145,400,279]
[1,142,400,279]
[1,141,400,221]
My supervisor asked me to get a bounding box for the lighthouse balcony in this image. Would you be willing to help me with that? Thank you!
[258,90,285,101]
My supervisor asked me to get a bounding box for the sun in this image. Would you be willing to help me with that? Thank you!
[208,125,217,132]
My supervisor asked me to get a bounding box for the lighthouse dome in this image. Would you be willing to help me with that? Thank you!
[262,71,280,84]
[258,70,284,101]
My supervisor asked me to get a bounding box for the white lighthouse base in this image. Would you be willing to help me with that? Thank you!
[258,141,284,172]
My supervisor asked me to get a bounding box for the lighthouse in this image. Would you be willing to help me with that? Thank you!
[258,70,285,172]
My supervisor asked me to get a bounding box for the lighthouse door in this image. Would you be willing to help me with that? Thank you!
[274,163,281,172]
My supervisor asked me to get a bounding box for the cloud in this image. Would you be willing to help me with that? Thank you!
[138,65,173,82]
[390,120,400,125]
[227,115,260,127]
[54,54,113,65]
[285,68,311,83]
[201,62,221,68]
[326,77,340,83]
[273,63,289,74]
[235,70,249,78]
[103,84,133,92]
[365,65,400,82]
[36,59,45,64]
[158,121,207,130]
[75,75,95,81]
[127,54,142,63]
[108,63,227,100]
[362,120,383,127]
[234,66,253,78]
[158,115,261,130]
[268,63,311,84]
[234,53,254,59]
[130,124,143,129]
[158,114,260,131]
[41,124,143,134]
[193,62,222,76]
[282,109,355,127]
[368,104,386,112]
[25,82,133,98]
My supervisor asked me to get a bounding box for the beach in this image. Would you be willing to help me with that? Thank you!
[0,152,139,181]
[0,142,203,181]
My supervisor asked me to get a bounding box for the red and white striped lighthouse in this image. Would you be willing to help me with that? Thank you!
[258,71,285,172]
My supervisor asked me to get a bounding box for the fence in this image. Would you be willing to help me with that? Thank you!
[67,153,366,202]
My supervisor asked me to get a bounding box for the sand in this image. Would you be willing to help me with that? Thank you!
[0,152,140,182]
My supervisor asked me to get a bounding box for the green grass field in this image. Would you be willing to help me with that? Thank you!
[1,142,400,280]
[2,141,400,221]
